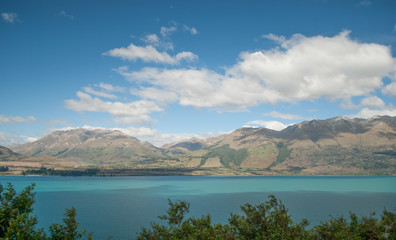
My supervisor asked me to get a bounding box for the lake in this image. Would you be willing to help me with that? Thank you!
[1,176,395,239]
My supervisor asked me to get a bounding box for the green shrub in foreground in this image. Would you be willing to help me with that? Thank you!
[0,183,92,240]
[137,197,395,240]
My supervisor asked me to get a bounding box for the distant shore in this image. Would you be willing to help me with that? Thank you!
[1,166,394,177]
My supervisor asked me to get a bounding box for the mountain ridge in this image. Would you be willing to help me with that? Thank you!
[11,128,167,166]
[3,115,396,175]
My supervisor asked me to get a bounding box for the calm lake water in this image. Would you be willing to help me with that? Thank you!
[1,176,395,239]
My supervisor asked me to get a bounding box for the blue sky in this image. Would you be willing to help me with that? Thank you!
[1,0,396,146]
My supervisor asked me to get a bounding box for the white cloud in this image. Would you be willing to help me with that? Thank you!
[142,34,160,45]
[382,82,396,98]
[244,120,290,131]
[160,23,177,37]
[131,87,178,103]
[350,106,396,118]
[1,12,20,23]
[263,111,303,120]
[80,83,126,99]
[83,87,118,99]
[175,51,199,62]
[54,125,225,147]
[96,82,125,93]
[0,115,36,124]
[0,132,36,146]
[262,33,286,44]
[119,31,395,112]
[230,30,393,101]
[64,91,163,125]
[121,126,196,147]
[103,43,197,65]
[349,95,395,118]
[360,96,385,109]
[339,98,359,109]
[122,67,235,109]
[141,33,174,50]
[184,25,199,35]
[25,137,38,142]
[58,11,74,20]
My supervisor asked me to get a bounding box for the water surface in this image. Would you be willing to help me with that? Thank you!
[1,176,395,239]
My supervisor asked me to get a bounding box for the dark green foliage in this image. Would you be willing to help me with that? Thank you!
[228,195,311,239]
[137,199,231,240]
[0,167,8,172]
[0,183,92,240]
[22,167,100,176]
[49,207,93,240]
[269,142,292,168]
[379,209,396,239]
[137,195,396,240]
[313,210,396,240]
[137,195,311,240]
[0,183,46,239]
[201,144,248,167]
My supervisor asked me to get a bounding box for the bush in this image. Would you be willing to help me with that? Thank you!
[137,195,396,240]
[0,183,92,240]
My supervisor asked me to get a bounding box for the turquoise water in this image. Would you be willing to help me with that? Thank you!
[1,176,395,239]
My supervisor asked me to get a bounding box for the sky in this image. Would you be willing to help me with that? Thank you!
[1,0,396,147]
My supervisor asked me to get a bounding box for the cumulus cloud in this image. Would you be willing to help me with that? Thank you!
[118,31,395,112]
[244,120,290,131]
[104,43,197,65]
[339,98,359,109]
[142,34,160,45]
[347,95,396,118]
[382,83,396,98]
[350,106,396,118]
[131,87,178,103]
[0,115,36,124]
[230,30,393,101]
[263,111,303,120]
[1,12,21,23]
[360,96,386,109]
[121,67,239,109]
[64,92,163,125]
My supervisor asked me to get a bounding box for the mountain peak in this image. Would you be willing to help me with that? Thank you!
[11,128,164,165]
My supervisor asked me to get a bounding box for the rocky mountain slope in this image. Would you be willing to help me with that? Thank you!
[0,145,21,161]
[0,145,76,174]
[189,116,396,174]
[162,135,226,154]
[12,129,167,166]
[5,116,396,175]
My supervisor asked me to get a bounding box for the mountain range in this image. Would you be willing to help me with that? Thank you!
[2,116,396,175]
